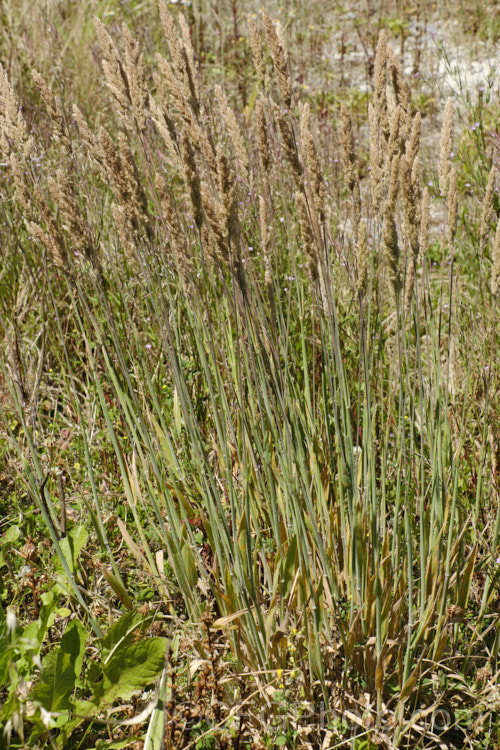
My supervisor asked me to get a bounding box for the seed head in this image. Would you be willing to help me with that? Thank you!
[262,10,292,107]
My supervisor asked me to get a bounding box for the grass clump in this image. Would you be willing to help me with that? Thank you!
[0,2,500,748]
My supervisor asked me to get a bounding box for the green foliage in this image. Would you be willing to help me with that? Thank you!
[0,606,167,748]
[31,620,88,713]
[53,526,89,579]
[1,0,500,747]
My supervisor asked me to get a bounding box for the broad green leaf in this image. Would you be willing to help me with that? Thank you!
[26,709,71,748]
[66,620,89,679]
[101,611,148,665]
[94,638,168,707]
[0,689,20,726]
[53,703,94,748]
[31,619,88,711]
[1,525,21,546]
[22,590,59,657]
[54,526,89,576]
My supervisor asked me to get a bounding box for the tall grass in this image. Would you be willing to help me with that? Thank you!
[1,3,499,747]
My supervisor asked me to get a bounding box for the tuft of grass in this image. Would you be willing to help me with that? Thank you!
[0,1,499,748]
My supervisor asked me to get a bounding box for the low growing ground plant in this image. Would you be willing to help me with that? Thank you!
[0,1,500,747]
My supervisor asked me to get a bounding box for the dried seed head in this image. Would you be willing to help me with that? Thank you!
[26,184,71,270]
[159,0,186,79]
[27,219,68,270]
[31,69,72,155]
[200,222,218,264]
[94,18,130,119]
[373,31,389,146]
[48,168,95,263]
[180,131,204,231]
[155,171,192,278]
[298,101,311,146]
[386,47,410,135]
[401,154,421,260]
[411,155,420,187]
[150,96,179,156]
[387,153,399,211]
[101,129,125,196]
[185,119,216,174]
[368,102,383,211]
[178,13,199,103]
[111,203,138,268]
[180,45,200,119]
[158,2,200,118]
[121,23,150,131]
[340,102,361,234]
[256,96,270,175]
[72,104,96,155]
[98,128,151,247]
[118,132,151,232]
[216,144,232,207]
[295,190,317,281]
[156,54,187,110]
[299,102,324,220]
[262,10,291,107]
[201,180,228,263]
[247,15,266,90]
[387,106,401,167]
[215,144,245,295]
[373,31,388,114]
[383,156,402,298]
[274,103,303,188]
[215,144,239,248]
[386,87,397,121]
[24,178,77,272]
[406,112,421,169]
[0,63,32,157]
[383,212,401,299]
[382,104,402,193]
[95,19,150,132]
[402,151,422,304]
[215,85,248,180]
[9,154,34,216]
[439,99,454,196]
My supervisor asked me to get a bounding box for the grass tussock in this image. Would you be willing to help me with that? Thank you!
[0,2,500,748]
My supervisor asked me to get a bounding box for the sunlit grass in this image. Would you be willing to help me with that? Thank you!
[1,1,500,748]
